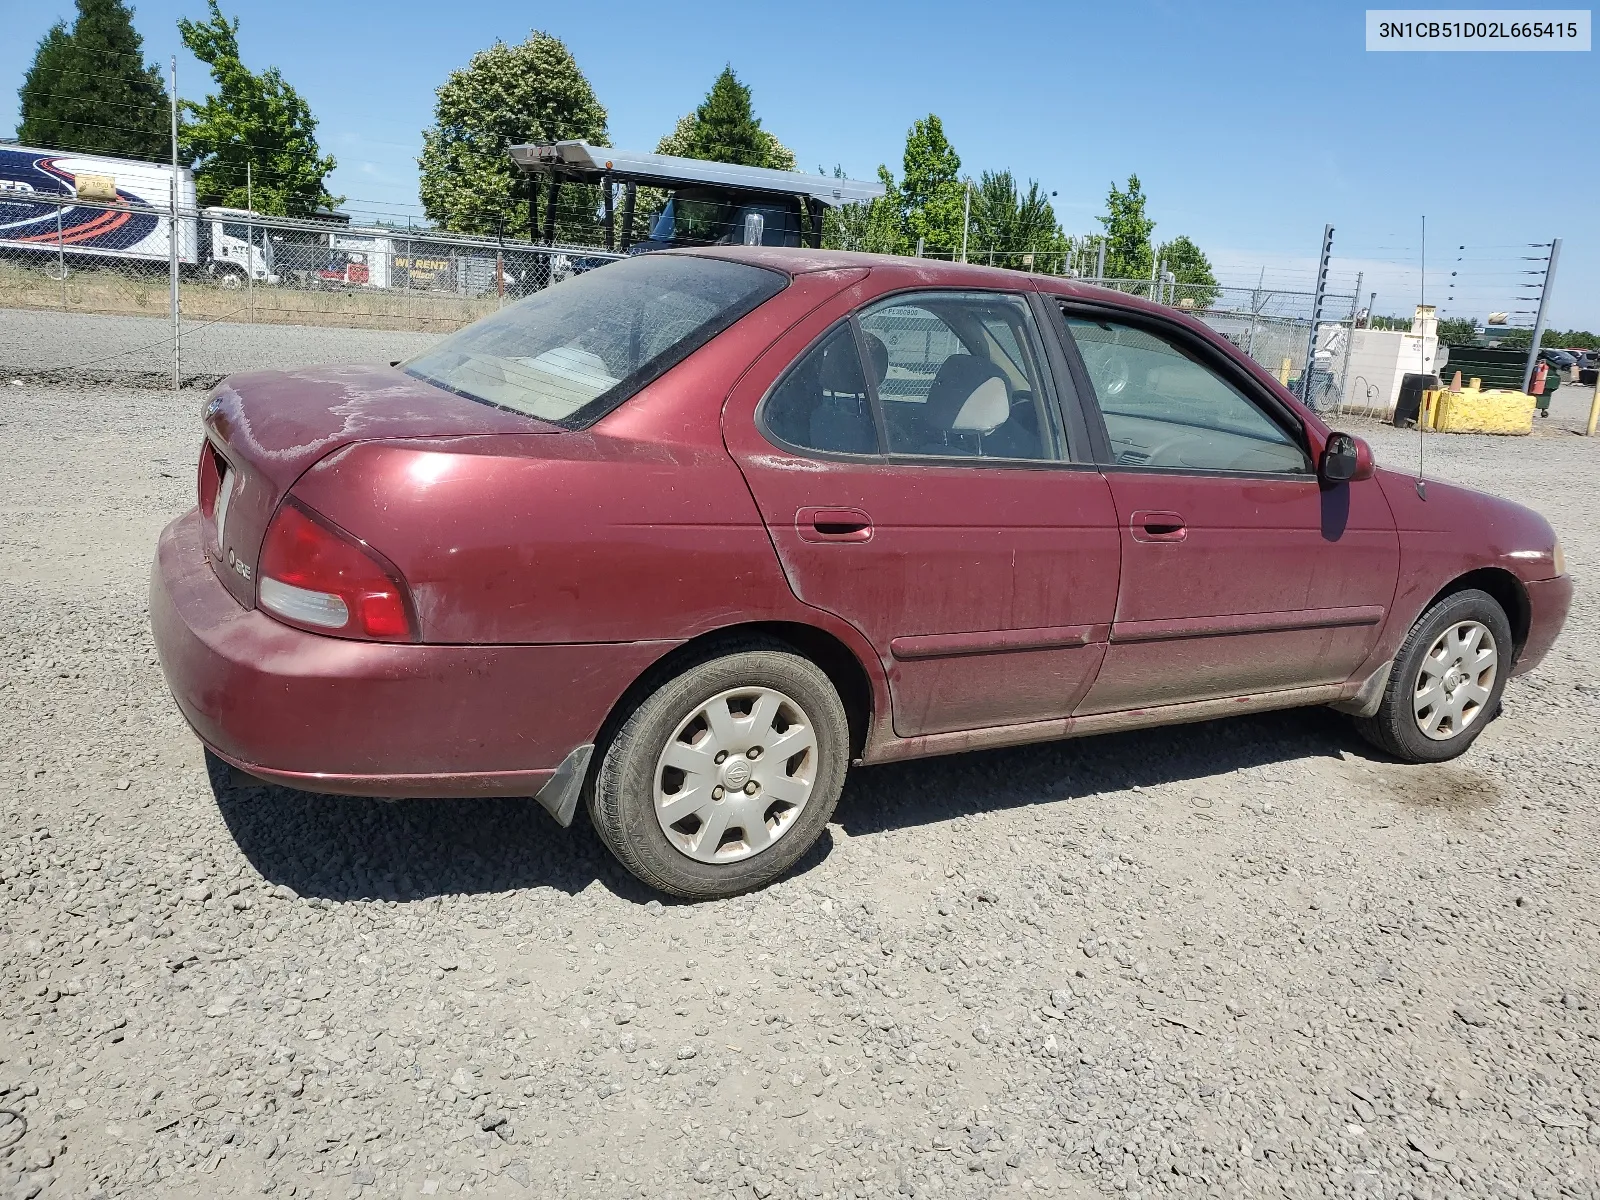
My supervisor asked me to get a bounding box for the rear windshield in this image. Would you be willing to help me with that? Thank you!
[402,254,786,429]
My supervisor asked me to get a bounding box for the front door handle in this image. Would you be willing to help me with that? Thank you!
[796,507,874,543]
[1130,509,1187,543]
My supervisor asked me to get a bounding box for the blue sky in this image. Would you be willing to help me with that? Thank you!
[4,0,1596,328]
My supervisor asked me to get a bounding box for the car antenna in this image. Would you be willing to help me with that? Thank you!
[1415,215,1427,500]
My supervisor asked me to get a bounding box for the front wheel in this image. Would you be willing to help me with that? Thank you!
[588,644,850,899]
[1354,588,1512,762]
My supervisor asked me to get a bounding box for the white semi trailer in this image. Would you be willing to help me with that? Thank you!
[0,144,276,285]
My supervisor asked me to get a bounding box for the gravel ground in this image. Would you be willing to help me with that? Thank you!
[0,309,440,382]
[2,372,1598,1200]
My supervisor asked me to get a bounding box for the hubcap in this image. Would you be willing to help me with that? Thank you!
[1413,619,1497,741]
[653,686,819,864]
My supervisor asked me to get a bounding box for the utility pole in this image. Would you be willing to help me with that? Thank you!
[1094,239,1105,282]
[1301,224,1334,406]
[1521,238,1561,393]
[168,54,181,391]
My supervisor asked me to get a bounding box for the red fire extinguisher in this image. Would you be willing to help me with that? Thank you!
[1532,359,1549,396]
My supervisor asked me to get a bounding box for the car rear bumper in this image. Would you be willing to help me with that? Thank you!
[1513,573,1573,677]
[150,508,673,798]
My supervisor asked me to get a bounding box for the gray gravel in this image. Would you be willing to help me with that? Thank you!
[2,371,1599,1200]
[0,309,440,382]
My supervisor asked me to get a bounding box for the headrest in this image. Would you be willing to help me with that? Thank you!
[925,355,1010,435]
[862,333,889,385]
[819,336,866,394]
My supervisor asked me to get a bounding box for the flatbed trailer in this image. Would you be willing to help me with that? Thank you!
[508,141,883,253]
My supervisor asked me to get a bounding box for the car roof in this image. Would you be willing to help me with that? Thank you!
[668,245,1171,310]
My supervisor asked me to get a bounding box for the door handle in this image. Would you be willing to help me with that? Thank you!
[796,507,874,543]
[1130,509,1187,543]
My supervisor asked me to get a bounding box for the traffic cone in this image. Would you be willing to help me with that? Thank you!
[1449,370,1463,393]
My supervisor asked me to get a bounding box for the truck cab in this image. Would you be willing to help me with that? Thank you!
[633,187,806,251]
[203,207,276,286]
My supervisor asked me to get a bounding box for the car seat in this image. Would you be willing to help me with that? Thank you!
[921,355,1039,457]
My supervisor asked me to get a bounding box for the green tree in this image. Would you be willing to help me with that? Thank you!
[968,170,1068,272]
[899,115,964,257]
[1155,234,1219,308]
[822,165,905,255]
[1436,316,1480,346]
[677,66,783,168]
[1500,327,1598,350]
[1097,174,1155,281]
[178,0,336,214]
[656,109,795,171]
[419,31,607,239]
[18,0,170,160]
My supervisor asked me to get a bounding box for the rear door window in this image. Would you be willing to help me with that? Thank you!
[858,293,1064,461]
[760,323,879,455]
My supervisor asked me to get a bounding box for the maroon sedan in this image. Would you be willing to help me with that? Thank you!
[151,249,1571,898]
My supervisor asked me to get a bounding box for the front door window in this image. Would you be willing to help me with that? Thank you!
[1065,316,1309,474]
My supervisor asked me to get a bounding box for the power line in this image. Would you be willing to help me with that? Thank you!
[17,87,169,115]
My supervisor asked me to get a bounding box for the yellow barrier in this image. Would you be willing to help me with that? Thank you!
[1421,385,1536,436]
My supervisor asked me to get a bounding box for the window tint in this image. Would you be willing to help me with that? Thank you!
[403,255,785,429]
[1064,315,1310,474]
[762,324,878,455]
[858,294,1060,461]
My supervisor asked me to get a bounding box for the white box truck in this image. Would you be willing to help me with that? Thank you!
[0,143,198,265]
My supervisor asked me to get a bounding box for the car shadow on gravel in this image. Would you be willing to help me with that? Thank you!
[209,708,1373,906]
[205,752,837,906]
[836,705,1365,837]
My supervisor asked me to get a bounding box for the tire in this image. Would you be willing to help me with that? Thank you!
[1354,588,1512,762]
[588,642,850,900]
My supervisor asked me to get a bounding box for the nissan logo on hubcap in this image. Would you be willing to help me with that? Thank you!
[722,758,751,789]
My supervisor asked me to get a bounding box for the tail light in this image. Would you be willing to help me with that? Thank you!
[256,499,416,642]
[198,440,223,515]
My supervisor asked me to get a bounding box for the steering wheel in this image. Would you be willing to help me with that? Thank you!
[1080,345,1130,397]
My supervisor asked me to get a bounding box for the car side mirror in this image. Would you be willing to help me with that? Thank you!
[1320,431,1375,484]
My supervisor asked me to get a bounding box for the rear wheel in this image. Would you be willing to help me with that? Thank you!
[1354,588,1511,762]
[588,643,849,899]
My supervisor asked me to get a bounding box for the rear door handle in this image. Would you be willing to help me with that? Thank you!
[796,507,874,543]
[1130,509,1187,543]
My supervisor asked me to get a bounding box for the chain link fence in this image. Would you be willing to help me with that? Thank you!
[0,194,624,376]
[3,192,1358,409]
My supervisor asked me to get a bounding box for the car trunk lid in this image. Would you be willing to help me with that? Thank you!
[199,362,558,608]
